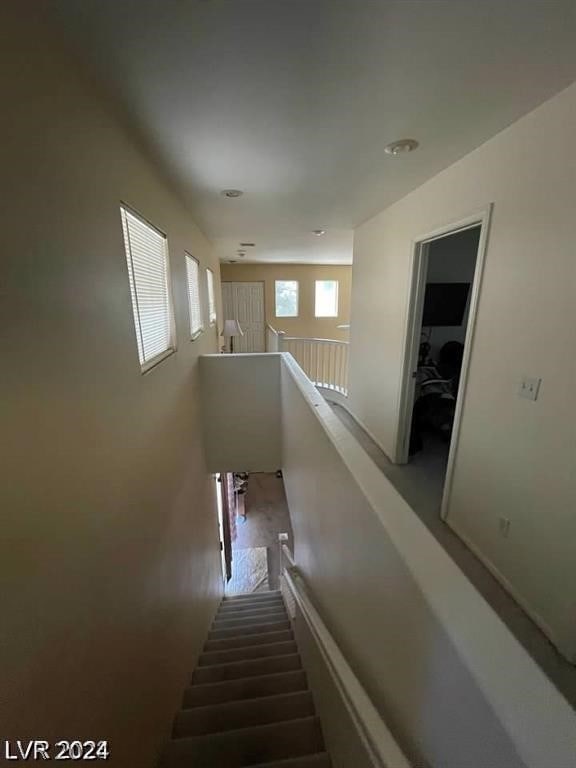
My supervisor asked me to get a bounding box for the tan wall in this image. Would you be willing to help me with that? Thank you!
[0,7,222,766]
[349,81,576,660]
[220,263,352,341]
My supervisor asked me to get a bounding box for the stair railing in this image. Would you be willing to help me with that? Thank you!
[265,324,285,352]
[278,336,349,395]
[278,537,411,768]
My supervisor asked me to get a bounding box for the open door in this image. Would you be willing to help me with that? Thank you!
[216,473,233,582]
[395,207,492,520]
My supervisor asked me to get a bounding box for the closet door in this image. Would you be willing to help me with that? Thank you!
[221,281,265,352]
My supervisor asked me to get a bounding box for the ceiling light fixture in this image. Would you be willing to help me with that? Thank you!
[313,229,326,236]
[384,139,419,155]
[239,242,255,247]
[221,189,244,198]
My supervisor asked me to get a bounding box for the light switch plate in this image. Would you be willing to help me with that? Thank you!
[519,376,541,401]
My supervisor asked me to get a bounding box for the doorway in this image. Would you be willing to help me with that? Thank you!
[216,471,294,596]
[396,208,491,520]
[221,281,265,352]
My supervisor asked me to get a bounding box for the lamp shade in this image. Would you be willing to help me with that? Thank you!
[221,319,244,337]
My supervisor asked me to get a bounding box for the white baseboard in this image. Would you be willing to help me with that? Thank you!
[326,397,397,465]
[446,515,576,665]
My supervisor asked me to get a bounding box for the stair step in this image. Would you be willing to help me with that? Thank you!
[209,620,291,641]
[217,603,285,620]
[199,641,298,667]
[174,690,314,737]
[224,591,281,602]
[183,670,308,708]
[214,611,288,628]
[219,597,284,612]
[204,630,294,653]
[251,754,331,768]
[192,654,301,685]
[160,716,324,767]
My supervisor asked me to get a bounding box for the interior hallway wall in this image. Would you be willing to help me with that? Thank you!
[348,81,576,660]
[220,263,352,341]
[0,6,223,766]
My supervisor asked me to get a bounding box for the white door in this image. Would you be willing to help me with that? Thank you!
[221,281,265,352]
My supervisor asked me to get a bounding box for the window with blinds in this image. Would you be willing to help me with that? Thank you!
[185,253,203,339]
[120,205,175,371]
[206,267,217,325]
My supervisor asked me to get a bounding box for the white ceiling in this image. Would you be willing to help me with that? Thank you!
[50,0,576,264]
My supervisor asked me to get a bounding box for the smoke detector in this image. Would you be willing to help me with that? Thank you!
[221,189,244,198]
[384,139,419,155]
[312,229,326,236]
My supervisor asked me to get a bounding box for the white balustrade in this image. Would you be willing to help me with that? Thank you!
[279,336,349,396]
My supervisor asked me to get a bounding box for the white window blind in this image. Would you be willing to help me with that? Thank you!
[185,253,203,338]
[206,267,217,324]
[120,206,175,371]
[315,280,339,317]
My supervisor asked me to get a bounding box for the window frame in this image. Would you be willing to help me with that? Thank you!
[274,279,299,318]
[314,279,339,318]
[120,203,177,374]
[206,267,217,326]
[185,252,204,341]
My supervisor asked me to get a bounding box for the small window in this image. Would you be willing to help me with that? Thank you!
[275,280,299,317]
[315,280,339,317]
[185,253,203,339]
[120,205,175,371]
[206,267,217,325]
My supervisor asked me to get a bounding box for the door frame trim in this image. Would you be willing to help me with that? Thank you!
[394,204,493,522]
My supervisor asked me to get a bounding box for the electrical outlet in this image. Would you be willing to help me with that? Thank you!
[499,517,511,538]
[519,376,541,401]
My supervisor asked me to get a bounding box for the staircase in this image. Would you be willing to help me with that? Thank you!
[160,590,331,767]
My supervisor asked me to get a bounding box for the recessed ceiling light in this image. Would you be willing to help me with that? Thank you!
[384,139,419,155]
[237,251,246,257]
[313,229,326,236]
[221,189,244,198]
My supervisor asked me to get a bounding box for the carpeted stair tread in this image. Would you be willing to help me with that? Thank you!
[192,653,301,685]
[215,607,287,621]
[204,630,294,653]
[213,612,288,629]
[250,754,331,768]
[161,596,330,766]
[209,620,291,641]
[219,598,285,613]
[183,670,308,708]
[174,690,314,737]
[199,641,298,666]
[160,716,324,767]
[223,591,282,603]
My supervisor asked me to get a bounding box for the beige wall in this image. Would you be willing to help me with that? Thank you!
[349,81,576,660]
[220,263,352,341]
[200,355,282,473]
[1,7,223,766]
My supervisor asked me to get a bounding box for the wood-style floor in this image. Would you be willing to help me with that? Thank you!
[230,473,294,592]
